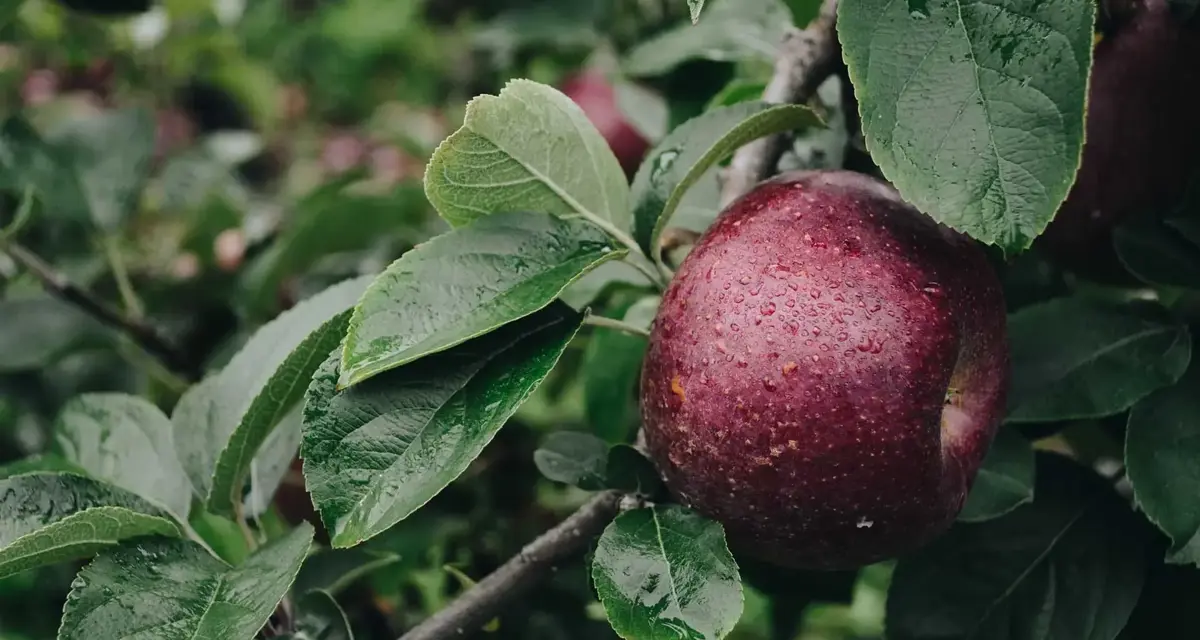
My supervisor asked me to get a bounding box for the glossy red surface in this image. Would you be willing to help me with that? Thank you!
[641,170,1009,569]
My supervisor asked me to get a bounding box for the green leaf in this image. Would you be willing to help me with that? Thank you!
[48,107,157,230]
[1114,219,1200,289]
[887,455,1147,640]
[1126,360,1200,566]
[688,0,706,23]
[0,455,86,480]
[0,473,180,580]
[243,404,302,518]
[58,523,314,640]
[338,210,624,388]
[623,0,791,76]
[605,445,667,499]
[0,297,106,373]
[1006,298,1191,422]
[53,393,194,519]
[958,428,1035,523]
[293,547,402,597]
[0,117,89,224]
[533,431,609,490]
[838,0,1095,252]
[283,590,354,640]
[631,102,820,260]
[424,79,631,234]
[593,505,743,639]
[0,1,23,29]
[171,275,374,516]
[583,297,655,443]
[304,304,582,548]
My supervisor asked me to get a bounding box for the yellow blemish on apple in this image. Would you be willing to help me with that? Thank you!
[671,375,686,402]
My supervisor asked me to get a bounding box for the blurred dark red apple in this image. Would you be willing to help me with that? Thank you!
[640,170,1009,570]
[1037,0,1199,280]
[561,71,649,177]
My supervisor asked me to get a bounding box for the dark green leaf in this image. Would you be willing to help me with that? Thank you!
[583,297,655,443]
[631,101,820,259]
[839,0,1095,252]
[58,523,314,640]
[0,297,106,373]
[623,0,791,76]
[533,431,609,490]
[283,590,354,640]
[0,117,89,224]
[48,107,156,229]
[171,276,373,516]
[293,547,402,597]
[1114,219,1200,289]
[0,473,180,579]
[424,79,631,232]
[243,405,303,518]
[1167,216,1200,248]
[958,428,1035,522]
[1006,298,1191,422]
[1126,360,1200,565]
[53,393,194,519]
[887,454,1147,640]
[338,210,624,388]
[304,305,582,548]
[593,505,743,639]
[605,445,667,499]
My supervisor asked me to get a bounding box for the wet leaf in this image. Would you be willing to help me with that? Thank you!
[534,431,609,490]
[0,473,180,579]
[1006,298,1191,422]
[58,523,314,640]
[304,305,582,548]
[424,79,630,232]
[958,427,1035,522]
[339,210,623,388]
[53,393,194,519]
[631,102,819,260]
[839,0,1095,252]
[593,505,743,639]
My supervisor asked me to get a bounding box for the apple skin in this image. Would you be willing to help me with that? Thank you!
[1036,0,1200,280]
[561,71,649,178]
[640,170,1009,570]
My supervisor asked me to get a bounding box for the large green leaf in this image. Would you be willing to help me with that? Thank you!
[304,305,582,548]
[338,210,624,388]
[623,0,790,76]
[838,0,1094,252]
[424,79,631,233]
[887,455,1147,640]
[958,427,1035,523]
[1126,360,1200,566]
[48,107,157,229]
[171,276,374,516]
[0,473,180,579]
[0,297,106,372]
[592,504,743,639]
[58,523,314,640]
[1006,298,1191,422]
[53,393,194,519]
[283,590,354,640]
[582,297,657,443]
[630,101,820,260]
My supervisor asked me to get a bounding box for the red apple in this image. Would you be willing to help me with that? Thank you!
[561,71,649,178]
[1037,0,1200,280]
[640,170,1009,570]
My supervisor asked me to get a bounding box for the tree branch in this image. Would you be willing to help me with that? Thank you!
[399,490,623,640]
[719,0,842,207]
[1,242,199,381]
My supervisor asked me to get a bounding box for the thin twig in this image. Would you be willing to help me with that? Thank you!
[0,241,199,380]
[399,490,623,640]
[719,0,842,207]
[584,314,651,337]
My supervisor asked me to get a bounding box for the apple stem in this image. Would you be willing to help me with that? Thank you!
[584,313,651,338]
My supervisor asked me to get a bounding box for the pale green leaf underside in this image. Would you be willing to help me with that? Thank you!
[623,0,790,76]
[592,505,743,640]
[0,473,180,580]
[339,210,623,388]
[58,523,314,640]
[838,0,1094,252]
[54,393,194,519]
[424,79,630,232]
[305,306,581,548]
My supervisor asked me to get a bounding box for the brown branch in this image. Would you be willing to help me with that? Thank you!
[719,0,842,207]
[1,241,199,381]
[398,490,623,640]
